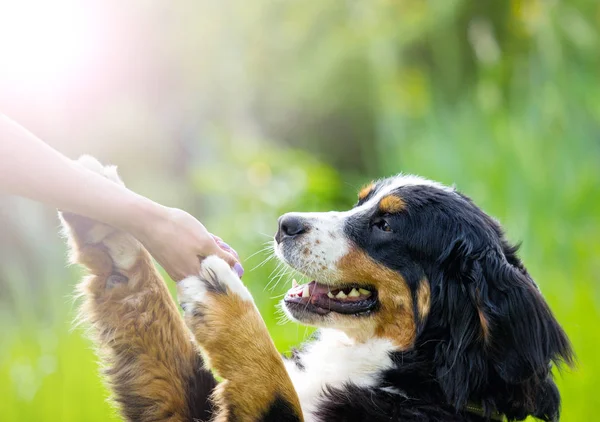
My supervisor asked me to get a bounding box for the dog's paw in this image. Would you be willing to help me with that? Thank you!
[59,155,140,273]
[178,256,253,313]
[77,154,125,186]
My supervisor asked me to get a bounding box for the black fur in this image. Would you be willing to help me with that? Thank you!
[182,178,572,421]
[317,384,488,422]
[333,182,574,421]
[262,395,303,422]
[185,353,218,421]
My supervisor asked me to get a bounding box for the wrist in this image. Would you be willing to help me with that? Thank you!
[116,195,169,241]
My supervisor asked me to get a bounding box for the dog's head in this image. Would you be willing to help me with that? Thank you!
[275,174,573,420]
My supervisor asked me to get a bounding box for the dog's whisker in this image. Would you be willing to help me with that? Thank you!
[266,262,283,283]
[267,259,284,277]
[265,261,287,291]
[268,264,290,291]
[272,264,290,285]
[270,292,287,300]
[246,245,274,261]
[250,253,276,272]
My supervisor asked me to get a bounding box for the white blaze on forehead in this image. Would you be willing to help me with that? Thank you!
[342,174,455,218]
[367,174,455,203]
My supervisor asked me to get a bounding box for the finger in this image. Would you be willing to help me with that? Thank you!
[167,260,201,283]
[215,239,240,259]
[167,269,184,283]
[212,247,244,278]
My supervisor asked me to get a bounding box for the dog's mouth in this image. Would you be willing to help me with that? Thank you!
[284,280,378,316]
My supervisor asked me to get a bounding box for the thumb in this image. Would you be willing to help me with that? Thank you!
[212,247,244,278]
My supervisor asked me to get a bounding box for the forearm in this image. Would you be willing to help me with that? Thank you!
[0,114,164,235]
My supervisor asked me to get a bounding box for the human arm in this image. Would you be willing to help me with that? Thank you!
[0,114,242,280]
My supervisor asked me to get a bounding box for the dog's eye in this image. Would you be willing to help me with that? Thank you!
[373,219,392,232]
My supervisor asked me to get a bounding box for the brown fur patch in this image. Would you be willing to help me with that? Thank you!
[379,195,406,214]
[416,278,431,320]
[478,307,490,343]
[475,288,490,344]
[186,289,302,421]
[358,182,375,201]
[338,248,415,349]
[62,214,206,422]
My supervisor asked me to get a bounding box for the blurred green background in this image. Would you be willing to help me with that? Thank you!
[1,0,598,420]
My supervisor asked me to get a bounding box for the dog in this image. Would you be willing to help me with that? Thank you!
[60,157,572,421]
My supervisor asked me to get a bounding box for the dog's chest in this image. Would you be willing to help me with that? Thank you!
[284,329,396,421]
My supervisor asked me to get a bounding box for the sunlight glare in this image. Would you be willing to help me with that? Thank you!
[0,0,92,91]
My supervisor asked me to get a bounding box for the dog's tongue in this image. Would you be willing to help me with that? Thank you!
[286,280,371,302]
[285,279,377,315]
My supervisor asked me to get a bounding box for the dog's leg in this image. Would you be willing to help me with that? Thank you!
[60,156,216,422]
[178,256,303,422]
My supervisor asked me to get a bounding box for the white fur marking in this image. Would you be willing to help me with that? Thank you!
[77,155,124,185]
[382,173,455,194]
[379,386,407,397]
[77,154,105,174]
[285,329,396,420]
[275,211,350,281]
[202,256,254,302]
[276,174,456,283]
[177,275,208,305]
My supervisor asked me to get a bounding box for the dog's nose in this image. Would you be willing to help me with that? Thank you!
[275,214,309,243]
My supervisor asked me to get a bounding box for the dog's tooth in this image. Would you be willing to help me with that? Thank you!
[292,279,299,288]
[359,288,371,297]
[348,288,360,297]
[327,292,335,299]
[336,291,347,299]
[302,284,310,298]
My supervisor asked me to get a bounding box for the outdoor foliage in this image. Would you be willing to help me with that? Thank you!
[1,0,599,420]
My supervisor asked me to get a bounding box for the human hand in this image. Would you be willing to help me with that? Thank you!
[130,206,243,281]
[210,233,241,261]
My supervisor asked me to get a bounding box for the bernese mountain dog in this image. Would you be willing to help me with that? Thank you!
[60,157,572,422]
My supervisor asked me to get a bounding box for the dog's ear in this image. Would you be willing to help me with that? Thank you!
[531,377,562,422]
[434,237,573,418]
[476,249,573,384]
[433,237,491,408]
